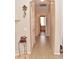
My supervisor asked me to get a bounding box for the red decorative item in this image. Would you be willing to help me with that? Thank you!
[18,36,27,56]
[19,36,27,43]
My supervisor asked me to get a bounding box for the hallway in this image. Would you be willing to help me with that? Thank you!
[15,0,63,59]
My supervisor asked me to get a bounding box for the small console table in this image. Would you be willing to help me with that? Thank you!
[18,36,27,59]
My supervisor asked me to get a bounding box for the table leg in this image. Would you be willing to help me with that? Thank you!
[18,43,21,56]
[24,43,26,59]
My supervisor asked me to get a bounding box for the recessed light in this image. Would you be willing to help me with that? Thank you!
[41,0,44,2]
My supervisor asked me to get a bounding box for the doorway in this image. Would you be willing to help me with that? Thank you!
[40,16,46,33]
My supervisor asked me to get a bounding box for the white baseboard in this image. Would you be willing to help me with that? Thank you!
[27,51,31,55]
[54,53,60,55]
[15,51,31,56]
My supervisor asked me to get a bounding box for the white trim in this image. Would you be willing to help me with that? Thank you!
[15,51,32,56]
[54,53,60,55]
[27,51,31,55]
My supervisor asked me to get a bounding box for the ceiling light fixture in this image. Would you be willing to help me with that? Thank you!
[41,0,44,2]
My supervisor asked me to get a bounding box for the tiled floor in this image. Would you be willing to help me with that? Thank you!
[16,32,63,59]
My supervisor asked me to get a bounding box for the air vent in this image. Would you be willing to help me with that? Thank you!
[40,4,47,6]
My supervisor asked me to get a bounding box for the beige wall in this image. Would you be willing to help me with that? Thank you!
[30,1,36,50]
[50,1,55,54]
[54,0,63,55]
[15,0,32,55]
[15,0,63,56]
[35,13,40,37]
[50,0,63,55]
[47,12,51,37]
